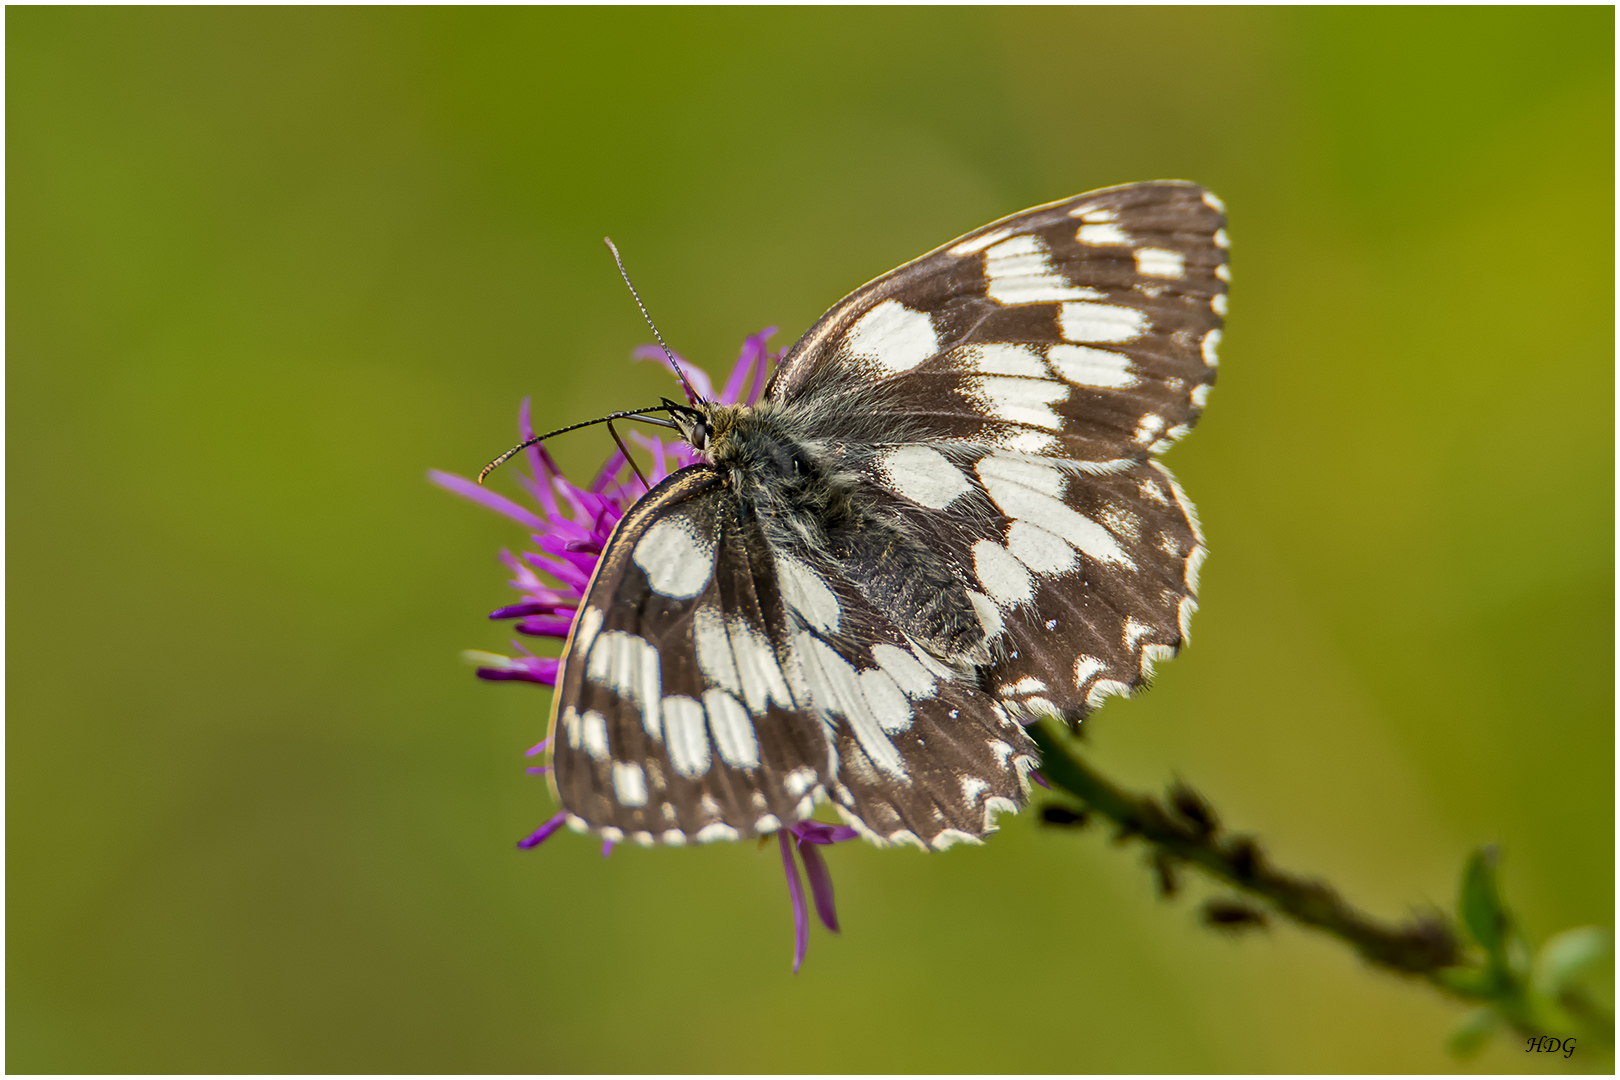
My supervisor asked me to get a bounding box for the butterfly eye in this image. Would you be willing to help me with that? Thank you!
[665,403,712,451]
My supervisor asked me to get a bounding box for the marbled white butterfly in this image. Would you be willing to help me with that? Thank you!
[551,180,1226,850]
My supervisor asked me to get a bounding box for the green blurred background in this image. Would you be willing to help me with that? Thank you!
[8,7,1613,1073]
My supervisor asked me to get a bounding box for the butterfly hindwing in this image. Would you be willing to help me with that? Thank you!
[827,444,1203,722]
[772,552,1040,848]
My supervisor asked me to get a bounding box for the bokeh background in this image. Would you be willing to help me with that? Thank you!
[9,7,1613,1073]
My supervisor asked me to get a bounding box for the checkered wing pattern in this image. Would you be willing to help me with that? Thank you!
[549,180,1224,846]
[550,466,1040,849]
[767,180,1227,718]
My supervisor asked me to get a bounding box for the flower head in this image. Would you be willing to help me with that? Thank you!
[431,327,857,969]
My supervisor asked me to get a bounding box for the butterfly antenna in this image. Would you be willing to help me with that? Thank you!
[603,237,704,405]
[477,407,675,485]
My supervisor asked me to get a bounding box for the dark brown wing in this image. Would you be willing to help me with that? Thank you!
[549,466,1039,848]
[763,180,1226,719]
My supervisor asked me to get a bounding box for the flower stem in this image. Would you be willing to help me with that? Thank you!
[1029,720,1613,1051]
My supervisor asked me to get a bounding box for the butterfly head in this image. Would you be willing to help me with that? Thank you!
[661,396,717,453]
[663,396,776,460]
[663,396,818,482]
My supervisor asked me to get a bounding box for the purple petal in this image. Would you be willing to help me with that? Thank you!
[720,326,777,405]
[642,436,673,483]
[796,836,841,933]
[538,532,595,560]
[428,470,545,529]
[474,654,559,685]
[531,517,594,545]
[525,765,551,776]
[515,615,575,638]
[517,811,568,849]
[489,601,561,620]
[601,839,615,858]
[525,737,553,757]
[498,549,551,593]
[558,482,609,527]
[1031,770,1051,790]
[522,551,590,591]
[632,344,715,402]
[562,550,601,575]
[518,398,562,517]
[590,449,628,493]
[791,821,859,845]
[476,667,554,683]
[778,831,809,974]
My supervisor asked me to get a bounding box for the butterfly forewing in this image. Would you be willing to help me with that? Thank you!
[771,180,1227,465]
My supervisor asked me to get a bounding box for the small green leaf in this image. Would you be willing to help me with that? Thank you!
[1532,925,1613,999]
[1433,964,1498,998]
[1458,846,1508,960]
[1447,1006,1499,1059]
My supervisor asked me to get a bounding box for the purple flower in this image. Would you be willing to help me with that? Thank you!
[780,821,860,973]
[432,327,858,970]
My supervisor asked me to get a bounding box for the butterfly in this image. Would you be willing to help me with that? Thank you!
[549,180,1227,850]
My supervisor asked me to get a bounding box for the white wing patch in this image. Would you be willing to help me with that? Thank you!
[662,695,710,778]
[1077,221,1130,246]
[572,605,604,659]
[703,688,758,769]
[983,234,1105,306]
[972,538,1035,606]
[797,632,908,778]
[693,607,741,697]
[858,667,913,734]
[776,552,841,632]
[581,709,609,761]
[725,614,794,715]
[1046,344,1138,389]
[612,762,648,807]
[844,299,939,375]
[976,454,1134,569]
[870,643,937,700]
[879,445,971,509]
[1005,519,1076,575]
[783,766,818,797]
[1134,247,1185,279]
[1059,301,1149,344]
[1073,655,1106,688]
[951,342,1049,378]
[975,453,1064,497]
[632,515,716,599]
[966,376,1068,431]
